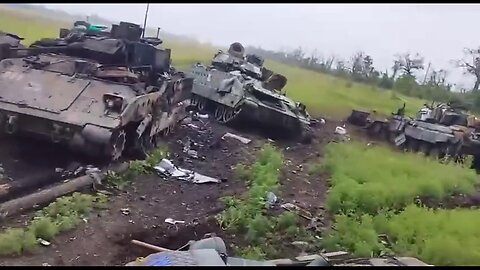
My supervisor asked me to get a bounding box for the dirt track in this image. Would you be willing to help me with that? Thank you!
[0,115,340,266]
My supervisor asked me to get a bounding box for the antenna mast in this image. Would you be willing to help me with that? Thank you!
[142,3,150,38]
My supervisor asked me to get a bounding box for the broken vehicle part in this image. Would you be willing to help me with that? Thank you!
[154,159,221,184]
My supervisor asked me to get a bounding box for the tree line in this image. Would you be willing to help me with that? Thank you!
[246,45,480,113]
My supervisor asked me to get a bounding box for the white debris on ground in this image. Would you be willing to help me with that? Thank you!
[221,132,252,144]
[334,126,350,142]
[334,126,347,135]
[154,159,221,184]
[164,217,185,225]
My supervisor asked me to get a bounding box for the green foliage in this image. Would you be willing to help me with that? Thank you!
[234,164,251,182]
[219,144,316,260]
[106,147,170,190]
[237,246,267,260]
[0,192,105,256]
[30,217,58,241]
[323,142,478,215]
[323,142,480,265]
[218,144,283,232]
[145,147,169,168]
[325,205,480,266]
[0,228,29,255]
[275,212,298,231]
[218,144,309,259]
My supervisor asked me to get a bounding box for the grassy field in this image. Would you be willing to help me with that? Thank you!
[0,5,425,119]
[322,142,480,265]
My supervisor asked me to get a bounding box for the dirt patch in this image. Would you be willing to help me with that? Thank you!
[420,185,480,209]
[0,116,345,266]
[0,118,262,266]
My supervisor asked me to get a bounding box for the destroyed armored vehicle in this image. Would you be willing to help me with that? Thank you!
[188,42,312,139]
[348,103,480,160]
[0,22,193,161]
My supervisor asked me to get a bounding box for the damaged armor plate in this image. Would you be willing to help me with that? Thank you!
[0,21,193,161]
[188,42,313,140]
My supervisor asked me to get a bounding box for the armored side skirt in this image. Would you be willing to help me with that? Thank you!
[0,111,118,159]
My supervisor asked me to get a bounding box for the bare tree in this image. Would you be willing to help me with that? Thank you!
[335,59,347,73]
[427,68,448,87]
[394,53,424,76]
[456,47,480,91]
[349,51,365,76]
[391,60,402,80]
[363,55,375,78]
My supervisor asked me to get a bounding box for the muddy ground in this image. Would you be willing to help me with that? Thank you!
[0,116,340,266]
[0,116,479,266]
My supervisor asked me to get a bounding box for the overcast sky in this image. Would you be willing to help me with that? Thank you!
[41,3,480,90]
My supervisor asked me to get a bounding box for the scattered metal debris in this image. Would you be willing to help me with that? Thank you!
[266,192,277,208]
[221,132,252,144]
[120,208,130,215]
[86,166,102,185]
[165,218,185,225]
[334,126,347,135]
[38,238,51,246]
[154,159,221,184]
[195,113,209,119]
[187,123,200,129]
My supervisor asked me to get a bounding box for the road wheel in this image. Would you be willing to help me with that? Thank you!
[418,142,431,156]
[214,106,225,123]
[429,145,441,160]
[197,97,207,112]
[405,138,419,153]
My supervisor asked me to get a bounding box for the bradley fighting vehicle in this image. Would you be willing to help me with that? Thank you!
[188,42,313,140]
[348,103,480,162]
[0,21,193,161]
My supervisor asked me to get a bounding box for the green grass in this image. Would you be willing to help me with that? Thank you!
[322,142,480,265]
[0,192,107,256]
[0,6,69,45]
[323,205,480,266]
[323,142,478,215]
[265,60,425,118]
[106,147,169,190]
[218,144,316,260]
